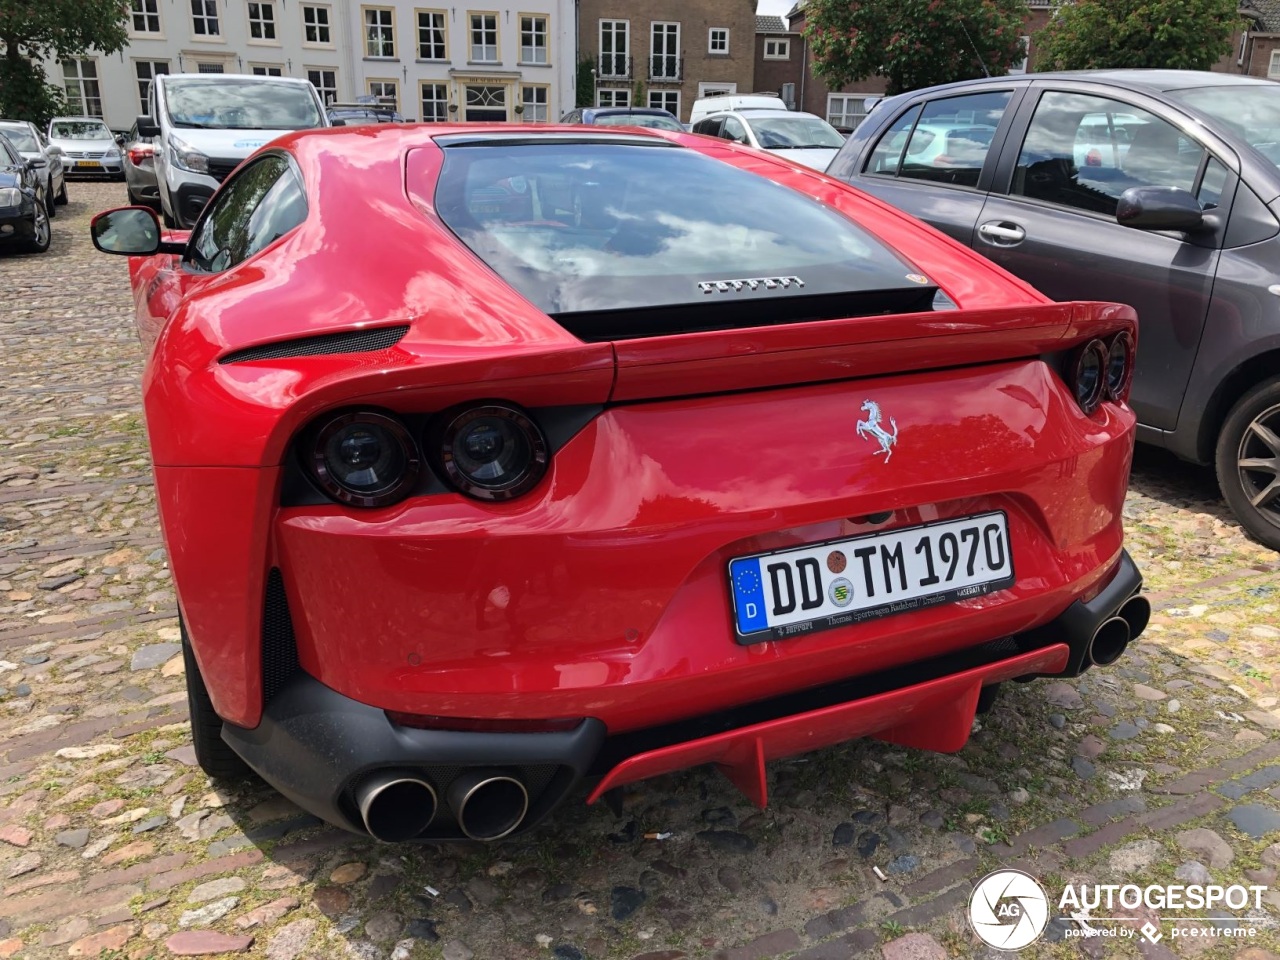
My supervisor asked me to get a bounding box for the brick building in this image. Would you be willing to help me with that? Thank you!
[577,0,756,121]
[1223,1,1280,79]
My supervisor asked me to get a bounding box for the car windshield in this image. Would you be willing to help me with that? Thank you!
[0,126,37,151]
[745,116,846,149]
[593,113,684,131]
[433,141,923,315]
[49,120,111,140]
[164,79,322,130]
[1169,85,1280,167]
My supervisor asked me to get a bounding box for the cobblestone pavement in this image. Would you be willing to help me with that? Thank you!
[2,182,1280,960]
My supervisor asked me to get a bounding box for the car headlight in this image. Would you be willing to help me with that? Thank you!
[0,187,20,207]
[438,403,548,501]
[307,410,420,507]
[170,137,209,175]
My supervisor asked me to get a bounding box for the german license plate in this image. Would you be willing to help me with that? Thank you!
[728,511,1015,643]
[76,160,102,169]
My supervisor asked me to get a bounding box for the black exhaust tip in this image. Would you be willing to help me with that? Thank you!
[449,770,529,841]
[356,773,437,842]
[1119,594,1151,641]
[1088,616,1130,667]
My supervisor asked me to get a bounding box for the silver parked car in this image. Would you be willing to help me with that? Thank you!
[47,116,124,180]
[121,124,159,209]
[0,119,67,214]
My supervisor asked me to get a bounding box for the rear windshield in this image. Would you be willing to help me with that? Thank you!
[433,141,924,316]
[593,113,684,131]
[745,116,845,149]
[1169,85,1280,168]
[163,79,322,130]
[50,120,111,140]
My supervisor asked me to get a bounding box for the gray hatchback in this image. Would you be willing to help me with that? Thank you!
[828,70,1280,550]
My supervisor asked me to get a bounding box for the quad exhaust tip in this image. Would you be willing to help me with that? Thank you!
[449,770,529,841]
[1119,594,1151,639]
[356,772,437,842]
[1088,616,1130,667]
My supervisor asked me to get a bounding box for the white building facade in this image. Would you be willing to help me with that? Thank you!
[46,0,578,129]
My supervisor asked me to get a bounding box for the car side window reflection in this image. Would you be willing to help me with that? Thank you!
[722,116,748,143]
[897,92,1011,188]
[187,155,307,273]
[866,105,922,176]
[1013,92,1206,216]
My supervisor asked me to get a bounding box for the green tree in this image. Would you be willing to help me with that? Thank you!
[576,56,596,109]
[1034,0,1240,71]
[0,0,129,125]
[803,0,1029,96]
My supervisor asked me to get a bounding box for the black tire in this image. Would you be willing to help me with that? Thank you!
[976,683,1001,715]
[45,180,56,218]
[24,197,50,254]
[1216,376,1280,551]
[127,186,142,206]
[182,617,254,781]
[161,203,177,229]
[56,179,68,205]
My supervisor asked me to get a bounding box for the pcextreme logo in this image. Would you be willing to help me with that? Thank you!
[968,870,1270,951]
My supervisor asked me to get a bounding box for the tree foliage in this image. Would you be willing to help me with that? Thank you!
[803,0,1030,96]
[1034,0,1240,72]
[0,0,129,124]
[576,57,596,109]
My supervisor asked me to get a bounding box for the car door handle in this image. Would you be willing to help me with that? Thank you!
[978,221,1026,245]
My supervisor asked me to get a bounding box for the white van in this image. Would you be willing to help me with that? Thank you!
[688,93,789,126]
[138,73,329,228]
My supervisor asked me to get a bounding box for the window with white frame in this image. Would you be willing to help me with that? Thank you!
[827,93,868,130]
[61,59,103,116]
[308,68,337,104]
[368,79,398,108]
[600,20,629,78]
[191,0,219,36]
[364,7,395,57]
[597,88,629,107]
[649,90,678,116]
[651,22,679,79]
[197,61,225,72]
[521,15,548,64]
[131,0,161,34]
[1008,35,1029,74]
[1270,50,1280,78]
[418,10,447,59]
[251,64,283,75]
[302,5,331,44]
[708,27,729,54]
[421,82,448,121]
[764,37,789,59]
[248,2,276,40]
[520,85,548,121]
[469,12,498,61]
[135,60,169,113]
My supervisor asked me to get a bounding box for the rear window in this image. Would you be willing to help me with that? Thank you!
[432,140,929,324]
[593,113,684,131]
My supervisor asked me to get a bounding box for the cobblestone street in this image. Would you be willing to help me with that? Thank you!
[3,183,1280,960]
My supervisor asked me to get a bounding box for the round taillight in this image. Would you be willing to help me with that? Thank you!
[1072,339,1107,415]
[439,404,548,501]
[1105,332,1134,401]
[308,411,420,507]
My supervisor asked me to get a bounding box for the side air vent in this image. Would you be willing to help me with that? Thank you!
[262,568,301,703]
[219,324,410,364]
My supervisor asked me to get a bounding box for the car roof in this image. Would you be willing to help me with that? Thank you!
[49,116,110,123]
[0,120,33,127]
[704,109,819,121]
[899,68,1275,98]
[585,107,675,116]
[159,72,315,86]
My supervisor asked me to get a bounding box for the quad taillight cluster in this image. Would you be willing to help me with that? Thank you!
[304,403,548,508]
[1068,332,1134,415]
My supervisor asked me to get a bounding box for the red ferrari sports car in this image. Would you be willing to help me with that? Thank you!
[91,124,1148,844]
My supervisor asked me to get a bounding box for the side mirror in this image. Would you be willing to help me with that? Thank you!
[1116,186,1205,232]
[330,118,346,126]
[47,144,63,156]
[136,114,160,138]
[91,207,166,256]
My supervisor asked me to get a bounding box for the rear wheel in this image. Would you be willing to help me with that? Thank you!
[1216,376,1280,551]
[56,179,68,205]
[976,683,1001,715]
[182,617,253,781]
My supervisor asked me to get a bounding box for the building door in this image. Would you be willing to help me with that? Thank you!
[465,84,507,121]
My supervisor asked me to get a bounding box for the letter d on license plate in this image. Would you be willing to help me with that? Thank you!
[728,511,1015,643]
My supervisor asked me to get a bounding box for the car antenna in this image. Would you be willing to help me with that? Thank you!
[959,20,992,78]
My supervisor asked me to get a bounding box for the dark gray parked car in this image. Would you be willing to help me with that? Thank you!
[828,70,1280,550]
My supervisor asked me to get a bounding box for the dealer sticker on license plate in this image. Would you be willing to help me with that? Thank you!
[728,511,1015,643]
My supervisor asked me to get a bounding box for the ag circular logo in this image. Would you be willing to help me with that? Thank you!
[968,869,1049,951]
[828,577,853,607]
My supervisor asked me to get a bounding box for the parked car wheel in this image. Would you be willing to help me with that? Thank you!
[45,180,56,218]
[182,618,253,781]
[1216,376,1280,551]
[24,198,50,254]
[56,180,68,205]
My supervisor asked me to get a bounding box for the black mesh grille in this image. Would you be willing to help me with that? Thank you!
[207,158,240,182]
[261,568,300,704]
[219,325,410,364]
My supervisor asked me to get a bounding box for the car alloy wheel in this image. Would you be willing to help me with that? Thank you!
[26,200,50,253]
[1216,376,1280,551]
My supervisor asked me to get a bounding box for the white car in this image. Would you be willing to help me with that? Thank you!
[138,73,329,228]
[688,93,788,126]
[47,116,123,180]
[692,109,846,170]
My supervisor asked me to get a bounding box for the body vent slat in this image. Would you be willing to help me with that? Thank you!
[262,568,300,704]
[220,324,410,364]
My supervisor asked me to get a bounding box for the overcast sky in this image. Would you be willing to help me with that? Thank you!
[756,0,793,21]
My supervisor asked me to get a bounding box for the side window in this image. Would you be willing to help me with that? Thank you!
[866,105,922,176]
[187,155,307,273]
[898,92,1011,188]
[1013,92,1205,216]
[722,116,747,143]
[695,117,724,138]
[1198,156,1229,208]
